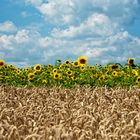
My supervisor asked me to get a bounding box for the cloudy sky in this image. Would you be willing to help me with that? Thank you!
[0,0,140,67]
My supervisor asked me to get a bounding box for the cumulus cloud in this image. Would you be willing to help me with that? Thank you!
[0,29,43,67]
[36,0,139,26]
[0,21,17,33]
[51,13,118,39]
[1,27,140,67]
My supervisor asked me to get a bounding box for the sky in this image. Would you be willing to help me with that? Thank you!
[0,0,140,68]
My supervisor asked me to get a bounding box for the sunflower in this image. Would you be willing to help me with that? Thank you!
[28,73,35,80]
[128,58,135,65]
[99,75,105,81]
[112,71,119,77]
[33,71,38,75]
[125,65,129,70]
[91,73,98,79]
[53,68,57,73]
[80,66,85,71]
[59,64,63,69]
[66,70,73,76]
[132,69,138,76]
[16,69,22,75]
[46,69,51,75]
[111,64,119,70]
[24,67,31,72]
[65,60,70,65]
[72,61,79,67]
[53,73,62,79]
[78,56,88,66]
[88,66,95,71]
[34,64,42,72]
[71,76,77,81]
[48,64,52,67]
[136,76,140,83]
[0,60,5,68]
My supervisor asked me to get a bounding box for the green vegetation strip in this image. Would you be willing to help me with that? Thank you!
[0,57,140,88]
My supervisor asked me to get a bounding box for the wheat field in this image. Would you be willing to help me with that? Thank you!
[0,85,140,140]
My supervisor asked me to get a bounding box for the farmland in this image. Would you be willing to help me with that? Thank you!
[1,85,140,139]
[1,57,140,139]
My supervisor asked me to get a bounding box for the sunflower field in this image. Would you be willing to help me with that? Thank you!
[0,57,140,88]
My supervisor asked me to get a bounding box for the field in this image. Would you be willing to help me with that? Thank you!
[0,57,140,88]
[1,57,140,139]
[1,85,140,140]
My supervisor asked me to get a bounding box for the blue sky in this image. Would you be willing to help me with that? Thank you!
[0,0,140,67]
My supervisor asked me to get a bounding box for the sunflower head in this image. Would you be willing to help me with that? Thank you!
[53,68,57,73]
[125,65,129,70]
[99,75,105,81]
[80,66,85,71]
[71,76,77,81]
[78,56,88,66]
[66,70,73,76]
[132,69,138,76]
[95,63,99,67]
[65,60,70,65]
[46,70,51,75]
[112,71,118,77]
[53,73,62,79]
[136,76,140,83]
[128,58,135,65]
[47,64,52,68]
[0,60,5,68]
[28,73,35,81]
[88,66,95,71]
[111,64,119,70]
[72,61,79,67]
[16,69,22,75]
[25,67,31,72]
[34,64,42,72]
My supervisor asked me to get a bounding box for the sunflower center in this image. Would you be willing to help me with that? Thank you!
[30,75,34,79]
[74,62,78,65]
[68,71,71,74]
[138,78,140,82]
[112,65,118,69]
[129,59,134,65]
[36,66,41,70]
[0,62,4,66]
[66,61,69,64]
[80,59,86,64]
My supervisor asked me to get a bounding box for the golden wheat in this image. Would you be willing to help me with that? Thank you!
[0,86,140,140]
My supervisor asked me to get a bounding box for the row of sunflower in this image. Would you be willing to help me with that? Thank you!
[0,57,140,88]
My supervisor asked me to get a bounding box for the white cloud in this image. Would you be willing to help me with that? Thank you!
[1,27,140,67]
[0,29,30,46]
[15,30,30,44]
[51,13,118,39]
[37,1,75,25]
[35,0,139,26]
[0,21,17,33]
